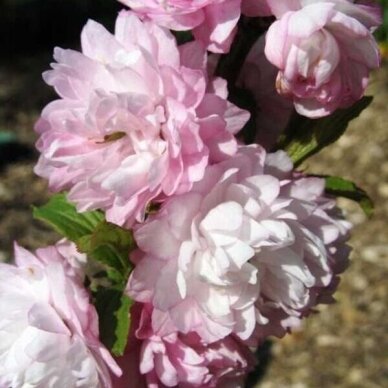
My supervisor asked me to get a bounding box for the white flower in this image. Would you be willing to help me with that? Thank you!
[0,242,120,387]
[127,146,351,344]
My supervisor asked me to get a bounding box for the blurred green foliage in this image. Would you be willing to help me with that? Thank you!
[376,0,388,42]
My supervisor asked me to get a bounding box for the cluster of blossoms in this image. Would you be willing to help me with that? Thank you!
[1,0,381,387]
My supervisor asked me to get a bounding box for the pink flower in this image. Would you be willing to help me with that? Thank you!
[113,303,254,387]
[239,35,293,149]
[264,0,382,117]
[127,146,351,344]
[0,242,120,387]
[34,11,249,227]
[40,238,88,279]
[119,0,273,53]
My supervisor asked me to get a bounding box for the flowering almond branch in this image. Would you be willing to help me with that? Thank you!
[0,1,383,387]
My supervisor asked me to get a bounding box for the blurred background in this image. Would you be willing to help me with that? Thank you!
[0,1,387,387]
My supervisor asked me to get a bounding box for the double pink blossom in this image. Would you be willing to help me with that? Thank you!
[26,4,364,386]
[34,11,249,227]
[264,0,381,117]
[113,303,254,387]
[127,146,351,344]
[0,242,120,387]
[119,0,272,53]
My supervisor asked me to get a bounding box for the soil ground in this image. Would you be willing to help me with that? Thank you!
[0,54,387,387]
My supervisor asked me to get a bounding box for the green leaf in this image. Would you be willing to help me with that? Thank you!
[279,97,373,166]
[324,176,374,217]
[94,288,133,357]
[35,195,135,355]
[33,194,104,241]
[77,221,134,284]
